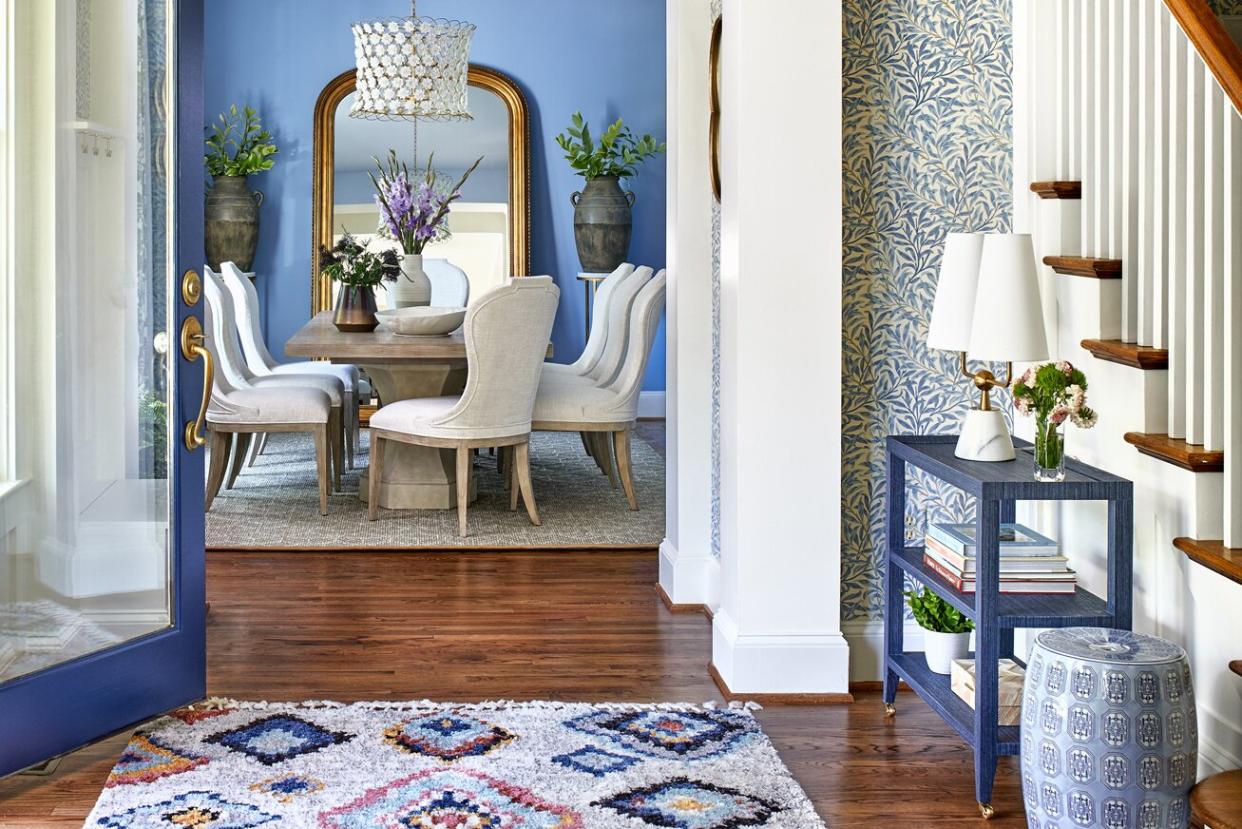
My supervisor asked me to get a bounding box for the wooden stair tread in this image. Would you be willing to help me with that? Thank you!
[1190,769,1242,829]
[1122,433,1224,472]
[1030,180,1082,199]
[1043,256,1123,278]
[1173,538,1242,585]
[1081,339,1169,370]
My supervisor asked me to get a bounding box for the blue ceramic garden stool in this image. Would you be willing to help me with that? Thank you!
[1021,628,1197,829]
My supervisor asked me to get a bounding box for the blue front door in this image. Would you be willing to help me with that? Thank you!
[0,0,206,775]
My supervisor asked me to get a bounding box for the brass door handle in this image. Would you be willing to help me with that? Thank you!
[180,315,213,450]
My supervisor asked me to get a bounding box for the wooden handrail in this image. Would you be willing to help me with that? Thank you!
[1165,0,1242,117]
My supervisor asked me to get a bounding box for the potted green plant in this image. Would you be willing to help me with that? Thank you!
[319,233,400,332]
[555,111,664,273]
[906,586,974,674]
[204,104,277,272]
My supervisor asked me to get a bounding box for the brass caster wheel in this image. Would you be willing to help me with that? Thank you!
[883,703,896,717]
[978,802,994,820]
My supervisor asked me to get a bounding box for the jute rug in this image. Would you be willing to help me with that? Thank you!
[206,430,665,549]
[84,700,826,828]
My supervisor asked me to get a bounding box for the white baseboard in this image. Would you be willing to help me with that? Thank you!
[638,391,666,419]
[658,539,719,609]
[842,619,926,683]
[711,609,850,694]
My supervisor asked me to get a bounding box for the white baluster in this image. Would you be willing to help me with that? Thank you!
[1149,3,1170,350]
[1224,107,1242,548]
[1203,77,1226,453]
[1185,49,1206,447]
[1057,0,1074,180]
[1167,25,1188,440]
[1081,0,1097,253]
[1120,0,1140,343]
[1092,0,1111,257]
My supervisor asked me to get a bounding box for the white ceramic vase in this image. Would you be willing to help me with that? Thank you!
[392,253,432,309]
[923,629,970,675]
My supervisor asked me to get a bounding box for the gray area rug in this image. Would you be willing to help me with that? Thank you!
[206,430,665,549]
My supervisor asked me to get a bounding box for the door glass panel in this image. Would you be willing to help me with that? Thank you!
[0,0,174,684]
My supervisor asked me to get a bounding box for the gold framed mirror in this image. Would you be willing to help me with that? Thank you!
[311,65,530,314]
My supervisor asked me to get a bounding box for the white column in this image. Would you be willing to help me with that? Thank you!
[660,0,719,607]
[714,0,848,694]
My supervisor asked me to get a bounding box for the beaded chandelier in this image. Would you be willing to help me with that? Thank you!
[350,3,475,122]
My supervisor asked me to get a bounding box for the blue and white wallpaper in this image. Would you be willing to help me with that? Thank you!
[841,0,1013,620]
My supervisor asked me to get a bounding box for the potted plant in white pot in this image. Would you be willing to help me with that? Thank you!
[906,586,974,674]
[555,112,664,273]
[370,150,481,309]
[204,104,277,272]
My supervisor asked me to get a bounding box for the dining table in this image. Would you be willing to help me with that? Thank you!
[286,311,551,511]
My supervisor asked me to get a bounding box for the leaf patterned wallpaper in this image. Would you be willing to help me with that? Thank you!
[841,0,1013,620]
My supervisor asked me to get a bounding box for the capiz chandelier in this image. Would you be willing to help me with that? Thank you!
[350,2,475,121]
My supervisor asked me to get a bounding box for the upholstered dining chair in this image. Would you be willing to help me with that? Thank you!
[531,270,667,511]
[424,258,470,308]
[217,262,363,470]
[541,263,635,380]
[204,269,345,493]
[202,300,335,516]
[367,276,560,537]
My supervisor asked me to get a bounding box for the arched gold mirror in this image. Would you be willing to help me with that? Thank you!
[311,65,530,314]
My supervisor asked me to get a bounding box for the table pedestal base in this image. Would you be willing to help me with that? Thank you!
[359,362,476,511]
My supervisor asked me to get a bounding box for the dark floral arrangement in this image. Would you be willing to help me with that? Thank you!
[318,233,400,289]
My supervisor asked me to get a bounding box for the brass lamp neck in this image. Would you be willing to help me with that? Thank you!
[959,352,1013,412]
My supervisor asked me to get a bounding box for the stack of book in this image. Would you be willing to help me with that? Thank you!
[923,522,1076,595]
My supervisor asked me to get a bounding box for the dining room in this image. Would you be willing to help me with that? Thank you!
[197,1,669,551]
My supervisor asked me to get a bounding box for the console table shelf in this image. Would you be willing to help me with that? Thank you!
[884,435,1133,819]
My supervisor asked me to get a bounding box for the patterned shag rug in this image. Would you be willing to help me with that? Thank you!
[206,430,665,549]
[85,700,825,828]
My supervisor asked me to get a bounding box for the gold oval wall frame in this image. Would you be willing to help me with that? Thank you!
[709,15,722,202]
[310,65,532,315]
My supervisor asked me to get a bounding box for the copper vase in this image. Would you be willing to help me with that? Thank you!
[333,285,378,332]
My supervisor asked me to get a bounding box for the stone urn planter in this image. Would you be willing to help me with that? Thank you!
[206,175,263,272]
[571,176,635,273]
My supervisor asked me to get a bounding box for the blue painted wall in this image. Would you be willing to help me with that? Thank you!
[203,0,667,390]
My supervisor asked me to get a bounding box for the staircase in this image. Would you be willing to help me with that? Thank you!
[1013,0,1242,773]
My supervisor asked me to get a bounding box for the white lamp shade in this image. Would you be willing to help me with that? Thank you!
[927,232,984,352]
[967,233,1049,362]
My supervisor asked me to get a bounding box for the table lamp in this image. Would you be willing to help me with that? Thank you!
[927,232,1049,461]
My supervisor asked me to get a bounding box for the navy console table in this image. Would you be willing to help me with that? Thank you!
[884,435,1133,820]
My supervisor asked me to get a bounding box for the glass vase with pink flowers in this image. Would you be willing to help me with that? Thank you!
[1011,360,1098,482]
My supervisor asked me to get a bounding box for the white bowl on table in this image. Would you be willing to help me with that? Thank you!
[375,307,467,337]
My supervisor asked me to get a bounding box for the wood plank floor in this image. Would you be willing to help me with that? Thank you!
[0,550,1023,826]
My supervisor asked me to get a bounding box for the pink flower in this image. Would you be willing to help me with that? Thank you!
[1056,360,1074,376]
[1065,384,1086,412]
[1016,367,1034,388]
[1050,405,1070,425]
[1014,395,1031,415]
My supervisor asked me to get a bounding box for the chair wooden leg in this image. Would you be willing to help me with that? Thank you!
[456,445,471,538]
[515,441,541,526]
[313,425,330,516]
[329,407,343,493]
[614,429,639,511]
[345,395,356,470]
[367,435,385,520]
[594,432,619,489]
[226,432,252,490]
[509,446,520,511]
[246,432,266,467]
[580,431,594,458]
[204,430,230,512]
[497,442,508,482]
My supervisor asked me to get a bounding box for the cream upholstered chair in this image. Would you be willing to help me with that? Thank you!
[532,270,667,510]
[202,300,335,515]
[368,276,560,537]
[203,269,345,492]
[541,263,635,380]
[217,262,363,469]
[424,258,470,307]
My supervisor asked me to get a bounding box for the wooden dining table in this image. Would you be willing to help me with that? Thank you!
[286,311,550,511]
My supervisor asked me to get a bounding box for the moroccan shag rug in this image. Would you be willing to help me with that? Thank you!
[84,700,826,828]
[206,430,665,549]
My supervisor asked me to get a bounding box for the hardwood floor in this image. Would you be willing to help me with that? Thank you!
[0,550,1024,826]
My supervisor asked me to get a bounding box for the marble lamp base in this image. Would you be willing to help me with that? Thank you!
[955,408,1015,462]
